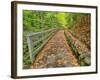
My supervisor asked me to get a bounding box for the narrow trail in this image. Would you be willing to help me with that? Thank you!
[32,30,79,68]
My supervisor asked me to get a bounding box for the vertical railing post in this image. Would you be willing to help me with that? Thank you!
[27,36,33,63]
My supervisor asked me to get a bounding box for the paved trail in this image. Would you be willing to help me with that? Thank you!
[32,30,79,68]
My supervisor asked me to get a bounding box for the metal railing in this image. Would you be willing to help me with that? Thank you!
[27,28,58,63]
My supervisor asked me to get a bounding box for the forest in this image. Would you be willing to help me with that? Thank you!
[23,10,91,69]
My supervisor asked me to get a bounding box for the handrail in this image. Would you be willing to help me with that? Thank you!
[28,28,57,37]
[27,28,58,63]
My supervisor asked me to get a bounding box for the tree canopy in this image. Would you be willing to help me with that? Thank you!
[23,10,88,33]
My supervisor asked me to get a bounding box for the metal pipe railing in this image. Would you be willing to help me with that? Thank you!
[27,28,58,63]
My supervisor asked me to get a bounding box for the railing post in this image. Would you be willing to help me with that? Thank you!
[27,36,33,63]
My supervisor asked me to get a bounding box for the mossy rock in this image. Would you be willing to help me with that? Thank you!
[84,57,90,65]
[79,53,85,60]
[80,61,85,66]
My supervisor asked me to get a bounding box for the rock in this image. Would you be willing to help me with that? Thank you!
[84,57,90,65]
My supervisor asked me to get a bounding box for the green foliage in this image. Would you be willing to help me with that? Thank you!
[56,12,66,28]
[23,10,89,68]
